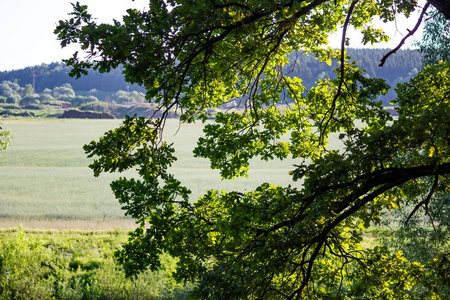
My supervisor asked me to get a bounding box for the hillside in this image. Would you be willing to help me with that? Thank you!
[1,48,421,93]
[0,63,145,94]
[0,48,422,119]
[286,48,422,103]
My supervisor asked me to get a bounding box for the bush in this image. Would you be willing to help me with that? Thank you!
[22,104,43,110]
[0,230,55,299]
[0,229,194,299]
[6,95,20,104]
[39,100,64,106]
[71,95,99,107]
[0,103,20,110]
[0,110,34,117]
[19,96,40,107]
[79,101,110,113]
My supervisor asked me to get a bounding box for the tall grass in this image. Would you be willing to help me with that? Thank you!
[0,228,193,299]
[0,119,128,227]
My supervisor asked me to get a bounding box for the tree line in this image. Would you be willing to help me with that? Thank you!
[0,81,146,107]
[0,48,421,106]
[287,48,422,104]
[0,62,145,94]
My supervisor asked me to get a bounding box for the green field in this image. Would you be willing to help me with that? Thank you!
[0,118,301,229]
[2,118,432,299]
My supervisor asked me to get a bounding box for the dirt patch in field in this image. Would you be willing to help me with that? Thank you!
[61,110,115,119]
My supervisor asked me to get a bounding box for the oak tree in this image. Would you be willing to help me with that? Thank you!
[56,1,450,298]
[381,7,450,298]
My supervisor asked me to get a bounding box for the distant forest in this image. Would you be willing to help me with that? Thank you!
[0,63,145,94]
[285,48,422,104]
[0,48,421,106]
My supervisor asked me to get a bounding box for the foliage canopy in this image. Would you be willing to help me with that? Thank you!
[56,0,450,298]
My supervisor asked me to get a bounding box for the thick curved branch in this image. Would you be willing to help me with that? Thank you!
[293,162,450,297]
[251,162,450,298]
[428,0,450,19]
[321,163,450,235]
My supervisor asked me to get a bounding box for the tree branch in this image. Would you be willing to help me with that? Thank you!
[405,173,439,226]
[379,2,431,66]
[428,0,450,19]
[320,0,358,144]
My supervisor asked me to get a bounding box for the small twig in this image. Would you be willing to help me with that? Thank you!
[379,2,431,67]
[319,0,358,145]
[405,174,438,226]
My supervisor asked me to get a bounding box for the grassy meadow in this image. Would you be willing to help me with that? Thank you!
[0,118,302,229]
[0,117,303,298]
[0,118,387,299]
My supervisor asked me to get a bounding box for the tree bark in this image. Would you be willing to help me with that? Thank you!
[428,0,450,19]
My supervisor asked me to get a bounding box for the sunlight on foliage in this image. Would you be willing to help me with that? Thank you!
[55,0,450,298]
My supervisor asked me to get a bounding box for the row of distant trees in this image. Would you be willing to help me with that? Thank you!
[0,81,146,108]
[0,62,145,94]
[0,48,422,106]
[285,48,422,103]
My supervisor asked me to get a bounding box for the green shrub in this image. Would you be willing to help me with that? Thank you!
[0,229,55,299]
[79,101,110,113]
[71,96,99,107]
[0,229,194,300]
[21,104,42,110]
[6,95,20,104]
[19,96,40,107]
[0,103,20,110]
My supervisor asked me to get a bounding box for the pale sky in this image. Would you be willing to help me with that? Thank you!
[0,0,427,72]
[0,0,149,71]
